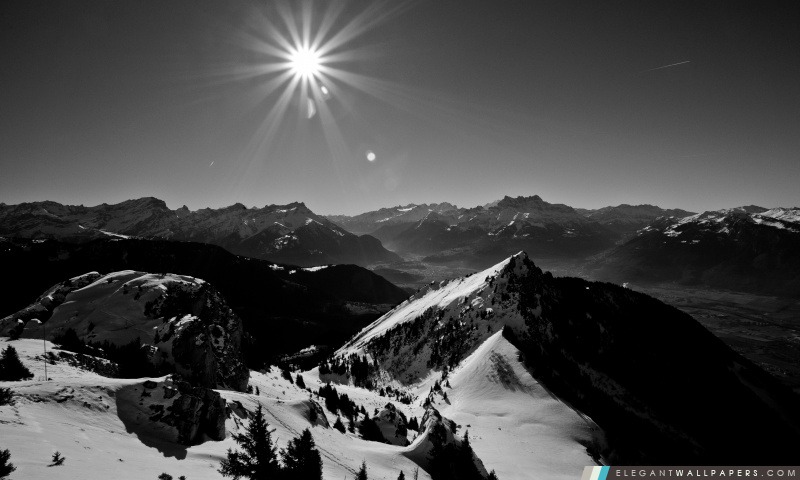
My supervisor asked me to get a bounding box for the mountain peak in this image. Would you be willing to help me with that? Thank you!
[120,197,169,211]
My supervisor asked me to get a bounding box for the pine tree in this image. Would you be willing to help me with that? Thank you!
[355,461,368,480]
[333,416,346,433]
[50,451,65,466]
[0,449,15,479]
[296,374,306,389]
[488,470,499,480]
[0,346,33,381]
[280,428,322,480]
[456,431,482,480]
[397,471,406,480]
[219,405,280,480]
[158,474,173,480]
[358,416,385,443]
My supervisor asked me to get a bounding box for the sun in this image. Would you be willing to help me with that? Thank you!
[288,46,321,79]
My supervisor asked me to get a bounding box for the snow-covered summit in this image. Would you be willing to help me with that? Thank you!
[339,252,532,357]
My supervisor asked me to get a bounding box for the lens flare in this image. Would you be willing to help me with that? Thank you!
[288,47,321,79]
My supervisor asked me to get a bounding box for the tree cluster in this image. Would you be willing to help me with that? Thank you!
[219,405,322,480]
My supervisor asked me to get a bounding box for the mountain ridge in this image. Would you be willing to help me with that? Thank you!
[0,198,400,267]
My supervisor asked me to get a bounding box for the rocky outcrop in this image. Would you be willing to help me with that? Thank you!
[148,281,250,392]
[374,402,410,446]
[164,381,227,444]
[2,270,250,392]
[121,379,227,447]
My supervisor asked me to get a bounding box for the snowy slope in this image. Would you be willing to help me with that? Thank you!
[9,271,205,345]
[339,253,530,356]
[437,332,600,480]
[0,338,432,480]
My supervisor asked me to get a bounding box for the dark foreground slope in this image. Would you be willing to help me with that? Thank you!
[0,238,409,362]
[506,256,800,463]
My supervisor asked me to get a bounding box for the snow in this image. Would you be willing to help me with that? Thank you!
[0,256,601,480]
[18,271,204,346]
[659,206,800,237]
[0,338,430,480]
[99,230,131,239]
[436,332,600,480]
[302,265,330,272]
[338,253,530,354]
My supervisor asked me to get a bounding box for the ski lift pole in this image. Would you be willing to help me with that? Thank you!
[43,319,47,381]
[31,319,47,381]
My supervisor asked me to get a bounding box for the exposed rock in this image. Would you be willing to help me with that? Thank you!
[152,282,250,391]
[374,402,409,446]
[157,381,226,444]
[306,399,329,428]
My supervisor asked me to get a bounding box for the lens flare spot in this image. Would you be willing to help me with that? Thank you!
[366,150,376,162]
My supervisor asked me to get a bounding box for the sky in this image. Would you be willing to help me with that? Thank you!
[1,0,799,215]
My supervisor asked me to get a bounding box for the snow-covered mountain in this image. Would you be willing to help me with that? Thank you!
[335,252,800,463]
[0,198,400,267]
[575,204,695,238]
[2,252,800,480]
[588,206,800,296]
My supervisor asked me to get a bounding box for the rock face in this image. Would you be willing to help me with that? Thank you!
[374,402,410,446]
[168,381,227,444]
[123,379,227,446]
[148,281,250,392]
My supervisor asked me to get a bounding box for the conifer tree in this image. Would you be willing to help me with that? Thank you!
[219,405,280,479]
[397,471,406,480]
[280,428,322,480]
[0,449,15,479]
[355,461,368,480]
[333,416,346,433]
[457,431,483,480]
[50,451,65,466]
[0,346,33,381]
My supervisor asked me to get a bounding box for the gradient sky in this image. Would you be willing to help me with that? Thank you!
[2,1,799,215]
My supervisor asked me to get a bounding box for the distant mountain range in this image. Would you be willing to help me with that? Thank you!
[3,196,798,298]
[587,206,800,296]
[0,198,399,267]
[329,196,695,268]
